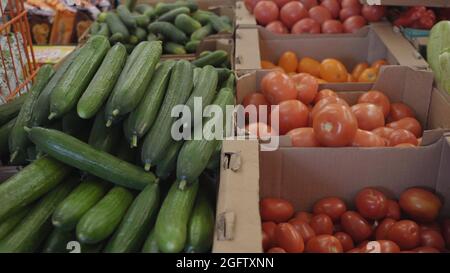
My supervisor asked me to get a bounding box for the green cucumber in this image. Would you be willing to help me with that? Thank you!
[192,10,215,25]
[148,22,187,44]
[97,23,110,37]
[80,242,104,253]
[105,41,162,126]
[110,32,125,43]
[216,68,233,83]
[157,7,189,22]
[76,186,133,244]
[117,5,137,29]
[192,50,228,67]
[49,35,110,119]
[0,117,15,156]
[124,60,175,147]
[208,14,232,33]
[154,1,197,15]
[125,0,137,10]
[147,33,160,42]
[185,40,200,53]
[88,110,121,154]
[0,178,77,253]
[132,27,147,41]
[134,3,154,18]
[190,24,213,41]
[155,179,199,253]
[27,127,156,190]
[104,183,160,253]
[199,50,211,58]
[9,65,54,164]
[90,21,100,34]
[141,228,159,253]
[124,43,135,53]
[220,15,232,25]
[221,72,236,91]
[155,140,183,180]
[0,206,29,240]
[193,67,202,87]
[103,12,130,42]
[141,60,193,170]
[175,14,202,35]
[164,42,186,55]
[206,141,222,171]
[0,94,26,126]
[42,228,75,253]
[185,191,214,253]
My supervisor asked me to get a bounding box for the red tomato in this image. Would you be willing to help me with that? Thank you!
[346,248,363,253]
[273,0,291,8]
[413,246,440,253]
[357,90,391,118]
[355,187,388,220]
[387,117,422,138]
[388,129,418,146]
[242,93,269,122]
[291,18,321,34]
[351,129,386,147]
[321,0,341,19]
[351,103,385,131]
[359,240,400,253]
[262,231,271,250]
[291,73,318,104]
[341,211,373,242]
[289,219,316,242]
[262,221,277,248]
[260,198,294,222]
[254,1,279,26]
[287,127,320,147]
[361,5,386,22]
[385,200,401,220]
[386,220,420,250]
[246,122,276,139]
[306,235,343,253]
[310,214,334,235]
[261,71,297,104]
[343,15,367,33]
[309,6,332,24]
[275,223,305,253]
[265,20,289,34]
[312,197,347,222]
[267,247,287,253]
[244,0,263,12]
[321,20,344,33]
[341,0,362,9]
[314,89,338,103]
[399,188,442,223]
[271,100,309,135]
[313,104,358,147]
[375,218,397,240]
[299,0,318,10]
[441,219,450,248]
[280,1,308,29]
[420,222,442,233]
[388,102,415,122]
[311,96,349,119]
[372,126,394,140]
[334,232,354,252]
[420,229,445,251]
[295,211,313,223]
[339,6,361,21]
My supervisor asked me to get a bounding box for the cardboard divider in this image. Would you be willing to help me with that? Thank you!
[429,88,450,130]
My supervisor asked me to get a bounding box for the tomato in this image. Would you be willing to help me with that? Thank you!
[310,214,334,235]
[246,122,276,139]
[420,222,442,233]
[321,0,341,19]
[388,129,418,146]
[442,219,450,248]
[314,89,338,104]
[254,1,279,26]
[351,129,386,147]
[361,5,386,22]
[346,248,362,253]
[311,95,349,119]
[280,1,308,29]
[262,221,277,248]
[355,187,388,220]
[267,247,287,253]
[244,0,263,12]
[375,218,397,240]
[399,188,442,223]
[341,0,362,9]
[341,211,373,242]
[371,59,387,72]
[386,220,420,250]
[385,200,401,220]
[358,67,378,83]
[387,117,422,138]
[321,20,344,33]
[291,18,321,34]
[260,198,294,222]
[297,57,321,77]
[309,6,332,24]
[273,0,291,8]
[357,90,391,118]
[278,51,298,73]
[312,197,347,222]
[319,58,348,83]
[265,20,289,34]
[262,231,271,251]
[387,102,415,122]
[360,240,400,253]
[339,6,361,21]
[313,104,358,147]
[287,127,320,147]
[275,223,305,253]
[413,246,440,253]
[242,93,269,122]
[334,232,354,252]
[305,235,343,253]
[350,103,384,131]
[372,127,394,141]
[347,73,355,82]
[261,71,297,104]
[351,62,368,80]
[271,100,309,135]
[420,229,445,251]
[291,73,318,104]
[295,211,313,223]
[299,0,318,10]
[289,219,316,243]
[343,15,367,33]
[261,60,277,69]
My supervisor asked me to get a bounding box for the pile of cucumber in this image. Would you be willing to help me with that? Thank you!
[90,0,233,55]
[0,33,235,253]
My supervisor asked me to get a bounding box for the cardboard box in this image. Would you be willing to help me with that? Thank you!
[429,88,450,130]
[361,0,450,7]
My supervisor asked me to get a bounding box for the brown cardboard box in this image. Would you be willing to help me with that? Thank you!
[361,0,450,7]
[429,88,450,130]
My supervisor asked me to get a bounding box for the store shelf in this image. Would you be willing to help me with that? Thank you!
[361,0,450,7]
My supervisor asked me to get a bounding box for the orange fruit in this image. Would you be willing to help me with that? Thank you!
[358,68,378,82]
[261,60,277,69]
[297,57,321,77]
[316,78,327,84]
[319,58,348,83]
[371,59,387,72]
[347,74,355,82]
[351,62,369,80]
[278,51,299,73]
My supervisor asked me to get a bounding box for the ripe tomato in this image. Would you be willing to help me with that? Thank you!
[291,18,321,34]
[358,67,378,83]
[387,117,422,138]
[334,232,354,252]
[311,95,349,119]
[357,90,391,118]
[275,223,305,253]
[278,51,298,73]
[313,104,358,147]
[386,220,420,250]
[341,211,373,242]
[242,93,269,121]
[280,2,308,29]
[262,231,271,250]
[262,221,277,248]
[351,103,385,131]
[371,59,387,72]
[399,188,442,223]
[254,1,279,26]
[442,219,450,248]
[265,20,289,34]
[361,5,386,22]
[413,246,440,253]
[355,187,388,220]
[261,60,277,69]
[310,214,334,235]
[289,219,316,243]
[321,0,340,18]
[312,197,347,222]
[341,0,362,9]
[340,6,361,21]
[388,129,418,146]
[387,102,415,122]
[306,235,343,253]
[420,222,442,233]
[314,89,338,104]
[359,240,400,253]
[351,62,369,80]
[295,211,313,223]
[420,229,445,251]
[321,20,344,33]
[372,127,394,142]
[244,0,263,12]
[261,71,297,104]
[297,57,321,77]
[299,0,318,10]
[273,0,291,8]
[319,58,348,83]
[260,198,294,222]
[375,218,397,240]
[291,73,318,104]
[351,129,386,147]
[271,100,309,135]
[246,122,276,139]
[385,200,401,220]
[343,15,367,33]
[287,127,320,147]
[309,6,332,24]
[267,247,287,253]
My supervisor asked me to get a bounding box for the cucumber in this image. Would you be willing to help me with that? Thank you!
[134,3,154,18]
[123,43,134,53]
[133,14,150,28]
[157,7,190,22]
[52,177,109,231]
[185,191,214,253]
[193,67,202,87]
[164,42,186,55]
[208,14,232,33]
[42,228,75,253]
[49,36,110,119]
[141,228,159,253]
[9,65,54,164]
[0,178,77,253]
[175,14,202,35]
[105,41,162,126]
[155,140,183,180]
[117,5,137,29]
[192,10,215,25]
[148,22,187,44]
[62,109,92,138]
[97,23,110,37]
[206,141,221,171]
[154,1,197,15]
[27,127,156,190]
[132,27,147,41]
[147,33,160,42]
[0,117,15,156]
[185,40,200,53]
[199,50,211,58]
[221,73,236,90]
[77,44,127,119]
[104,12,130,42]
[125,0,137,10]
[220,15,232,25]
[192,50,228,68]
[88,110,121,154]
[80,242,104,253]
[76,186,133,244]
[110,32,125,44]
[124,60,175,147]
[154,179,199,253]
[190,24,213,41]
[0,206,29,240]
[141,60,193,170]
[90,21,100,34]
[104,183,160,253]
[216,68,233,83]
[0,94,26,126]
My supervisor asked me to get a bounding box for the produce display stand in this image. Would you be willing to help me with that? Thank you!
[360,0,450,7]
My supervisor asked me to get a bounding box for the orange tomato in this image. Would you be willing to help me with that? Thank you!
[261,60,277,69]
[372,59,387,72]
[319,58,348,83]
[351,62,369,80]
[347,74,355,82]
[316,78,328,84]
[297,57,321,77]
[278,51,299,73]
[291,73,318,105]
[358,67,378,82]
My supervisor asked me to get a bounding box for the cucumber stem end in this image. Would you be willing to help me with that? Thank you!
[144,163,151,171]
[178,180,187,190]
[48,112,57,120]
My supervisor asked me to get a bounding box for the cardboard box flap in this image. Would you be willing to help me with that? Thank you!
[235,28,261,71]
[235,1,257,26]
[429,88,450,130]
[436,137,450,214]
